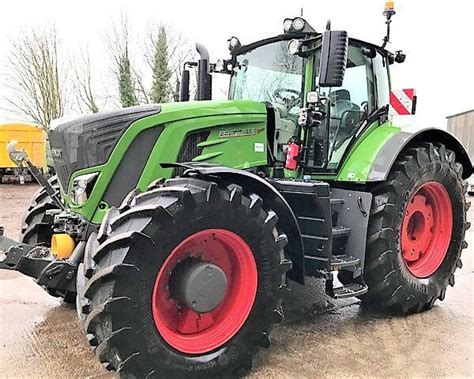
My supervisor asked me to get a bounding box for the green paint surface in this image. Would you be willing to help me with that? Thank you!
[336,121,401,182]
[63,100,267,222]
[59,48,403,226]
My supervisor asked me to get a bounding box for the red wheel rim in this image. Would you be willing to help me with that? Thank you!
[152,229,257,354]
[401,181,453,278]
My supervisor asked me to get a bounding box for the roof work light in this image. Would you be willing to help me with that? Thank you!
[282,17,316,34]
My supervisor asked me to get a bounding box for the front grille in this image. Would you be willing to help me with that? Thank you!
[54,160,70,191]
[48,105,161,190]
[174,131,210,175]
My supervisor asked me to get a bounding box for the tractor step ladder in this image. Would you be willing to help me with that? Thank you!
[330,197,345,207]
[326,192,369,299]
[270,179,370,299]
[331,254,360,270]
[330,282,368,299]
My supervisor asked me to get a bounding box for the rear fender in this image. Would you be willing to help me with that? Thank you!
[367,127,473,181]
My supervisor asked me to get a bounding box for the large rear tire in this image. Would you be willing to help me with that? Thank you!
[77,178,290,377]
[360,143,469,314]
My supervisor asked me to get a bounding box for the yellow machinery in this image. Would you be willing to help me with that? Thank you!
[0,122,46,181]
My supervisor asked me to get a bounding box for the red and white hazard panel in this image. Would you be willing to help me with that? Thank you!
[389,89,417,115]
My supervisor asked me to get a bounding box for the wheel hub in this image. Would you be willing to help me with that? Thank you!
[401,181,453,278]
[170,259,228,313]
[152,229,258,354]
[402,195,434,262]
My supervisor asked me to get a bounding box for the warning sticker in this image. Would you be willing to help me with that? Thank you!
[254,143,265,152]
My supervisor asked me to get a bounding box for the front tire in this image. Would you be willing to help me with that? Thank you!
[77,178,289,377]
[20,176,76,303]
[20,176,59,246]
[361,143,469,314]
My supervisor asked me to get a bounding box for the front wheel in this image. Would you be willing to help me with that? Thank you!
[360,143,469,314]
[20,175,59,246]
[77,178,290,377]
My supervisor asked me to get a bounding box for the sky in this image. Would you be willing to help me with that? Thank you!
[0,0,473,129]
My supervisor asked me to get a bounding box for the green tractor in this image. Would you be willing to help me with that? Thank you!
[1,4,471,378]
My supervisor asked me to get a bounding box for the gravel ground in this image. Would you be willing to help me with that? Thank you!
[0,183,473,378]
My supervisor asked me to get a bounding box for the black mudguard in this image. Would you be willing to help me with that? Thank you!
[367,127,473,182]
[161,163,306,284]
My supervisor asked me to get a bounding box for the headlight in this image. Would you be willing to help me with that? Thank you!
[71,173,99,205]
[288,39,301,55]
[292,17,305,31]
[283,18,293,32]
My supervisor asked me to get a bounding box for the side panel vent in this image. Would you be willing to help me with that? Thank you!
[174,131,210,175]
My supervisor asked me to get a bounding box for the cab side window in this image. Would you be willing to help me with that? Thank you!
[373,52,390,108]
[319,44,375,167]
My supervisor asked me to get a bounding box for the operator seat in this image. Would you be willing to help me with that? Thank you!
[328,89,360,147]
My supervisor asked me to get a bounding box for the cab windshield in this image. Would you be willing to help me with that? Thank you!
[229,40,304,112]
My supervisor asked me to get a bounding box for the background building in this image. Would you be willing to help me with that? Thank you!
[447,110,473,159]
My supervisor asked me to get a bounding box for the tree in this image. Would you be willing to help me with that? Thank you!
[106,16,138,108]
[73,49,99,113]
[145,24,195,103]
[6,27,64,129]
[150,27,172,103]
[118,49,137,107]
[167,33,195,102]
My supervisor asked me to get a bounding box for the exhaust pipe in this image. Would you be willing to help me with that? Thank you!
[195,42,212,101]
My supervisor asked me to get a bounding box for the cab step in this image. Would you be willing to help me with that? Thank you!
[330,198,345,207]
[330,198,345,225]
[332,225,351,255]
[332,225,351,238]
[331,254,360,270]
[331,283,368,299]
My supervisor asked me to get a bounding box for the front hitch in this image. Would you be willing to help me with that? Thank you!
[3,142,85,297]
[0,229,79,295]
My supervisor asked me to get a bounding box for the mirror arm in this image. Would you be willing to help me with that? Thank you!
[381,17,392,49]
[296,46,320,58]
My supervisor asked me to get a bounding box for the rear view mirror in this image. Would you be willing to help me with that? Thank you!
[179,69,190,102]
[318,30,348,87]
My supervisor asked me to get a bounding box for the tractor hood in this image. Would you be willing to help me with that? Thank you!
[48,100,266,191]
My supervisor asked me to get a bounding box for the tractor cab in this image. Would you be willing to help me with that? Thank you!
[228,25,392,172]
[182,15,398,178]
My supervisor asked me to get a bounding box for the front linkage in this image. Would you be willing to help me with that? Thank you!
[0,142,91,299]
[0,226,78,298]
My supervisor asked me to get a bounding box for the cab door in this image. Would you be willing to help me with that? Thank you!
[307,41,388,173]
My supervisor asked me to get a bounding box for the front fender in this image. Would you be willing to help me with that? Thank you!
[367,127,473,181]
[163,163,305,284]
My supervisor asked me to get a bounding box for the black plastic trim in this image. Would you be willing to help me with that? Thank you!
[367,127,473,181]
[49,105,161,190]
[163,164,306,284]
[103,125,164,206]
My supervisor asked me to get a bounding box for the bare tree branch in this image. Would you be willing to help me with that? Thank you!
[73,48,100,113]
[132,67,150,104]
[105,14,138,107]
[5,27,65,129]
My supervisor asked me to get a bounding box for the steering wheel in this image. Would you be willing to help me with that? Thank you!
[274,88,301,109]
